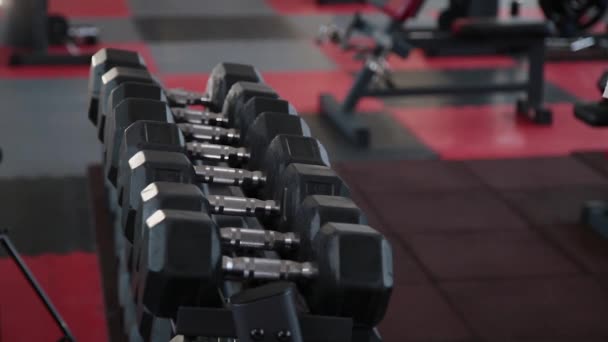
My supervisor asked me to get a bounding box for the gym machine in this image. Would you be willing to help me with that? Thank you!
[539,0,608,60]
[434,0,608,60]
[4,0,98,66]
[0,230,76,342]
[86,48,393,342]
[317,0,554,146]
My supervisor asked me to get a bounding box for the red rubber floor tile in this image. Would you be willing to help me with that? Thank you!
[441,277,608,340]
[539,224,608,275]
[501,186,608,226]
[464,156,608,191]
[546,61,608,101]
[408,230,580,281]
[267,0,372,15]
[367,190,529,236]
[392,103,608,160]
[337,160,484,194]
[379,285,472,342]
[49,0,130,17]
[0,253,107,342]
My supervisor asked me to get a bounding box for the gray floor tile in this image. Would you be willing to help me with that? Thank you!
[148,40,336,73]
[285,14,335,40]
[71,17,142,43]
[128,0,274,17]
[0,79,100,178]
[135,15,304,41]
[303,113,437,162]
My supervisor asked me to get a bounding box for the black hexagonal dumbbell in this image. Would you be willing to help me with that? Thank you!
[97,65,277,144]
[88,47,262,122]
[111,108,339,217]
[102,87,297,187]
[89,49,268,142]
[131,186,383,327]
[117,127,345,244]
[105,81,296,145]
[126,184,382,331]
[134,206,392,328]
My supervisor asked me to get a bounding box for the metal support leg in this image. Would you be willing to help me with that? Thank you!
[320,61,375,146]
[0,232,76,342]
[518,40,552,124]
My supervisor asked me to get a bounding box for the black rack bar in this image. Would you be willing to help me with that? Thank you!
[175,283,355,342]
[0,231,76,342]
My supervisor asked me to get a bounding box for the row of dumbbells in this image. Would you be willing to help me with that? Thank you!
[88,48,394,341]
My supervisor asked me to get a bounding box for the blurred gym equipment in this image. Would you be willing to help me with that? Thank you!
[4,0,99,66]
[317,0,554,146]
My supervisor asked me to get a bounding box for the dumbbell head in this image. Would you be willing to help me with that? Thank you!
[97,66,155,134]
[119,150,195,243]
[307,222,393,327]
[222,82,278,127]
[260,135,330,196]
[130,184,210,311]
[105,99,173,186]
[291,195,365,259]
[272,164,350,231]
[130,182,205,245]
[207,63,263,110]
[142,209,222,318]
[88,48,146,123]
[237,97,298,141]
[107,82,167,133]
[117,121,186,206]
[244,112,311,170]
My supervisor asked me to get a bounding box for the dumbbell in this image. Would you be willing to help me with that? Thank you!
[108,99,311,196]
[129,183,301,312]
[124,163,350,308]
[94,63,269,143]
[98,68,278,145]
[137,208,392,327]
[130,182,301,275]
[111,106,317,195]
[129,185,369,319]
[102,83,297,185]
[117,122,347,239]
[108,81,296,140]
[96,70,273,144]
[129,184,362,290]
[88,47,262,125]
[118,130,344,242]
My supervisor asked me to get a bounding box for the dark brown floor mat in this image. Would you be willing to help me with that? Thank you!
[337,154,608,341]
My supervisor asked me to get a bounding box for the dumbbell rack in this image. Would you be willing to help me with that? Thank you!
[87,48,392,342]
[90,168,379,342]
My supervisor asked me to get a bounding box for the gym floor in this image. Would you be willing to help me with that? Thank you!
[1,0,608,341]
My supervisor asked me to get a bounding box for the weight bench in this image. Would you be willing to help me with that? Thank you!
[320,16,555,146]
